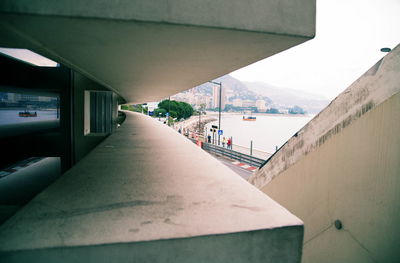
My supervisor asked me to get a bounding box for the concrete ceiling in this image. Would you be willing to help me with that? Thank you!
[0,0,315,104]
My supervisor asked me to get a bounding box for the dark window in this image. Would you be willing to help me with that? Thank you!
[0,92,59,126]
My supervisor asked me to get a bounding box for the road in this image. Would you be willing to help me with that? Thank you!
[208,153,254,180]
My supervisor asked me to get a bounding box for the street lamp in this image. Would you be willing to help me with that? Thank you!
[198,108,201,135]
[168,96,171,126]
[209,80,222,145]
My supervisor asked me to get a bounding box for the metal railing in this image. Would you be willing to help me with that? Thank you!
[188,138,265,167]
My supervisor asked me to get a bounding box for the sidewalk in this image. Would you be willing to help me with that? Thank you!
[207,142,272,160]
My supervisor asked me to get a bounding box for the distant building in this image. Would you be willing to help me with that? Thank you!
[242,100,255,107]
[38,96,52,102]
[256,99,267,111]
[232,98,243,107]
[212,85,226,108]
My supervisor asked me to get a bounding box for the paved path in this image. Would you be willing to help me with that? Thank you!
[208,153,253,181]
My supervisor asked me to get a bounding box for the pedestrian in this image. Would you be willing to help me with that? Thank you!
[222,137,226,148]
[207,135,211,143]
[227,138,232,149]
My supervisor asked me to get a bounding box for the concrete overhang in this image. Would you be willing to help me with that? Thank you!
[0,0,315,103]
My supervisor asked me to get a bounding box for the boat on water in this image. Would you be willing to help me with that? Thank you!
[243,116,256,121]
[19,111,37,117]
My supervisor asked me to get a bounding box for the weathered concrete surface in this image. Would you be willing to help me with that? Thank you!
[0,111,304,262]
[250,43,400,188]
[0,0,315,103]
[263,92,400,263]
[250,44,400,262]
[0,0,316,37]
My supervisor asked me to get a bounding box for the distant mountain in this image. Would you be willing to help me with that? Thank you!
[213,75,272,103]
[192,75,330,113]
[243,81,330,113]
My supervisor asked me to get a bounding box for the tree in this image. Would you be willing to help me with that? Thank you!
[154,108,167,117]
[266,108,280,114]
[289,106,306,114]
[157,99,194,120]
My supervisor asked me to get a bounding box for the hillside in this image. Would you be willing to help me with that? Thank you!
[191,75,330,113]
[243,81,330,113]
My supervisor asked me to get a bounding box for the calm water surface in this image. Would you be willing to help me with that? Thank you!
[206,113,314,153]
[0,109,59,125]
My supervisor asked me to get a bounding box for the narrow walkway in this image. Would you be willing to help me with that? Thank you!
[0,111,303,262]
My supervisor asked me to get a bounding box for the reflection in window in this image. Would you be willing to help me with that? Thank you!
[0,92,59,125]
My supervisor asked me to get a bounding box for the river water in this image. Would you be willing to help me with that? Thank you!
[0,109,59,125]
[205,113,314,153]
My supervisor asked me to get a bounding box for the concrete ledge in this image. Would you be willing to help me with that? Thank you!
[0,111,303,262]
[2,227,303,263]
[250,43,400,189]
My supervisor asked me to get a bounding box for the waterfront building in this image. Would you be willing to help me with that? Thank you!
[232,98,243,107]
[242,99,256,107]
[256,99,267,111]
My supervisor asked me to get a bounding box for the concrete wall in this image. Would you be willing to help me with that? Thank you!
[250,45,400,262]
[261,92,400,262]
[251,44,400,188]
[72,72,120,163]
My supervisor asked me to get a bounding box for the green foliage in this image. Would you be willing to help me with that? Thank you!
[154,108,167,117]
[266,108,280,114]
[157,100,194,119]
[169,110,178,118]
[121,105,130,110]
[120,104,148,113]
[288,105,306,114]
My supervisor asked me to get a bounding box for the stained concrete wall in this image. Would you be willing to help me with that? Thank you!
[251,44,400,188]
[262,92,400,262]
[250,45,400,262]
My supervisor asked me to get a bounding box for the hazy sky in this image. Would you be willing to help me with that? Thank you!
[1,0,399,101]
[230,0,400,100]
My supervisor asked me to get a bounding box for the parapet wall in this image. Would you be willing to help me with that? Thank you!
[250,44,400,189]
[249,44,400,262]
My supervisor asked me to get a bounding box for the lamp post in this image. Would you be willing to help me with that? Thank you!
[209,81,222,145]
[168,96,171,126]
[198,109,201,135]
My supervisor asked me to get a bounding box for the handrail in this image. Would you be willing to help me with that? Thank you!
[188,138,265,168]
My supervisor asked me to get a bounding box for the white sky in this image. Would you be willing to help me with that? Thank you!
[230,0,400,100]
[0,48,58,67]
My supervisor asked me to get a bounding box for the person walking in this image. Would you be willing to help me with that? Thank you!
[227,138,232,149]
[222,137,227,148]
